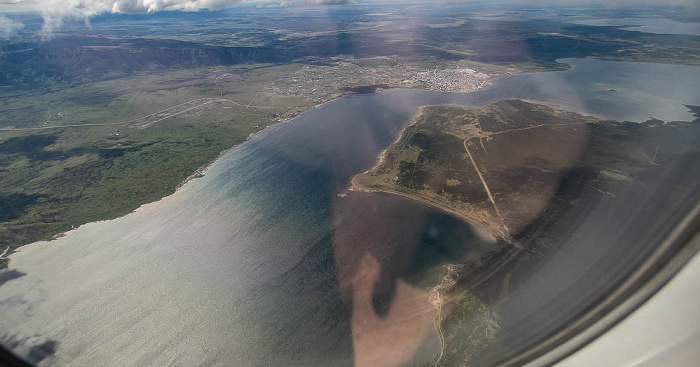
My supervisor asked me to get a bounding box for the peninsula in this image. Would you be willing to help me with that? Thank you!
[352,99,700,365]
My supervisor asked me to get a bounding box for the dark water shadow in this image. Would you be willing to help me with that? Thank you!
[1,335,59,366]
[0,269,26,287]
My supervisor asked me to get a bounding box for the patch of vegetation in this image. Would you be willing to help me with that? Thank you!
[0,112,266,257]
[340,84,390,94]
[0,65,319,263]
[426,290,501,367]
[354,100,601,236]
[0,193,44,222]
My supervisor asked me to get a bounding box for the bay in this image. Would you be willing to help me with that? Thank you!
[0,58,698,366]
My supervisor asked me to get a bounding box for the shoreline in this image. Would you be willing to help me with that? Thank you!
[175,86,408,191]
[345,97,622,243]
[365,105,426,175]
[347,180,502,241]
[2,90,366,265]
[174,93,349,192]
[3,79,505,267]
[346,103,505,241]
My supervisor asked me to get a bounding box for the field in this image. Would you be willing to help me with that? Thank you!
[0,64,318,264]
[354,99,700,365]
[353,100,600,238]
[354,100,700,241]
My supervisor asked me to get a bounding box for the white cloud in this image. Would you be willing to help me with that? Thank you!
[301,0,355,5]
[0,15,23,39]
[29,0,263,36]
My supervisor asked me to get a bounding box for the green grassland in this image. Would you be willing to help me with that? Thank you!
[428,289,501,367]
[0,63,307,129]
[0,63,321,266]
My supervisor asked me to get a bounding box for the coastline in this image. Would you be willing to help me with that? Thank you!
[13,57,688,265]
[2,79,507,268]
[1,90,378,267]
[347,180,501,241]
[367,105,426,175]
[174,92,350,192]
[178,86,404,192]
[346,103,505,241]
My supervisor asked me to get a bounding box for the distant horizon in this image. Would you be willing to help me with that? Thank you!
[1,0,698,13]
[1,0,698,41]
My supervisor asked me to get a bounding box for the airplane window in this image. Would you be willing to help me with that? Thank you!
[0,1,698,366]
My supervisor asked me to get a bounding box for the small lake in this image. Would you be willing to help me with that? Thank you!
[0,59,698,366]
[570,17,700,36]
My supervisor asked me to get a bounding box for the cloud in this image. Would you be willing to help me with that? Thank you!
[30,0,355,35]
[110,0,247,13]
[29,0,261,36]
[0,15,23,39]
[301,0,355,5]
[519,0,698,6]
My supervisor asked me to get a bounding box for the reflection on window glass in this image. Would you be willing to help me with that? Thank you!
[0,1,698,366]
